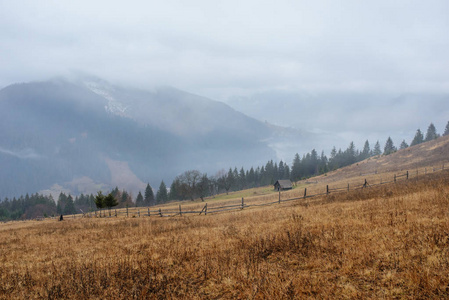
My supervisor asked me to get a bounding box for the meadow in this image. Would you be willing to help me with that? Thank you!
[1,168,449,299]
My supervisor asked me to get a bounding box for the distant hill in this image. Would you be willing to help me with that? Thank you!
[312,134,449,184]
[0,78,282,198]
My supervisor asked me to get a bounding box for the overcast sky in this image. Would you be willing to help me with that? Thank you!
[1,0,449,101]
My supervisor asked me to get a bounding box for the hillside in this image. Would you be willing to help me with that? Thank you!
[312,134,449,185]
[1,146,449,298]
[0,78,277,198]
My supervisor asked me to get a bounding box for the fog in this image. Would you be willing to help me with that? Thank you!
[1,0,449,155]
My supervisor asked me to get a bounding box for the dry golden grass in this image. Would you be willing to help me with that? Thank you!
[1,169,449,299]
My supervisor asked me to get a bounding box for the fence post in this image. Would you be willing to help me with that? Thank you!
[205,203,208,215]
[148,207,150,217]
[115,209,117,217]
[394,174,396,183]
[326,185,329,195]
[406,171,409,180]
[138,209,140,217]
[126,206,128,218]
[279,190,281,204]
[241,197,244,210]
[159,208,162,217]
[179,205,182,216]
[304,188,307,199]
[347,183,349,192]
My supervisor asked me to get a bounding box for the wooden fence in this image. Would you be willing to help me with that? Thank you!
[49,163,447,220]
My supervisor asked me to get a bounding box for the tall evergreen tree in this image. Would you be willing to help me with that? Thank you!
[94,191,105,210]
[399,140,409,150]
[425,123,439,141]
[291,153,301,181]
[169,179,181,200]
[104,193,118,210]
[57,193,67,215]
[135,191,144,207]
[411,129,424,146]
[144,183,155,206]
[156,181,168,204]
[361,140,371,160]
[384,137,396,155]
[63,195,76,215]
[373,141,382,156]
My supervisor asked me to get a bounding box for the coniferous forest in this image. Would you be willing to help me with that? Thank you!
[0,121,447,221]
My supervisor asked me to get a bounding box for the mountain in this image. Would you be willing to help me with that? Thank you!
[226,90,449,152]
[0,78,281,198]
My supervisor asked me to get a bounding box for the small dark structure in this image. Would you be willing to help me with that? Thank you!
[274,180,293,191]
[59,214,64,221]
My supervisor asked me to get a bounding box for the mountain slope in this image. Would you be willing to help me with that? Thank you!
[0,79,277,198]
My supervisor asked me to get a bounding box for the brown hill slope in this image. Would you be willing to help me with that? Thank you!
[313,134,449,185]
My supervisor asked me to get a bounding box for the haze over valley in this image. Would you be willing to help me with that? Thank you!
[1,0,448,199]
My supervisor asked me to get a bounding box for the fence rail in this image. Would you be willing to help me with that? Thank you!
[47,163,447,221]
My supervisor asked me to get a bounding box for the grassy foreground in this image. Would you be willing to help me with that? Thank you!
[1,171,449,299]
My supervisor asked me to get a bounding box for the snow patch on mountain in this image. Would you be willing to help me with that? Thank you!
[84,81,129,117]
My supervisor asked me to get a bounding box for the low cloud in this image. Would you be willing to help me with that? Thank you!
[0,147,43,159]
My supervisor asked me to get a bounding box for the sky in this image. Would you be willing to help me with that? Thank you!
[1,0,449,102]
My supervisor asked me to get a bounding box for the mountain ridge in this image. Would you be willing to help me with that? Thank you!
[0,77,282,198]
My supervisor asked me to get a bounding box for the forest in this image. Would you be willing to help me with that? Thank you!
[1,121,448,221]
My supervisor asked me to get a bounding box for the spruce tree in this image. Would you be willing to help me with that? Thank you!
[104,192,118,210]
[144,183,155,206]
[400,140,409,150]
[63,195,76,215]
[291,153,301,181]
[361,140,371,160]
[94,191,105,209]
[425,123,439,141]
[384,137,396,155]
[373,141,382,156]
[156,181,168,204]
[135,191,144,207]
[411,129,424,146]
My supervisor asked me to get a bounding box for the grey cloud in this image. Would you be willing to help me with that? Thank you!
[1,0,448,98]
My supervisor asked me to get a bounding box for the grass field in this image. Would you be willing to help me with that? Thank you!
[1,168,449,299]
[2,136,449,299]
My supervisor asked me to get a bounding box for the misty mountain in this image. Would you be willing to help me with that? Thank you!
[0,78,282,198]
[226,90,449,152]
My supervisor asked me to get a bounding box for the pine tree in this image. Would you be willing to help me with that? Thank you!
[63,195,76,215]
[400,140,409,150]
[104,193,118,210]
[411,129,424,146]
[361,140,371,160]
[425,123,439,141]
[384,137,396,155]
[373,141,382,156]
[444,121,449,136]
[156,181,168,204]
[169,179,181,200]
[94,191,105,210]
[57,193,67,214]
[144,183,155,206]
[291,153,301,181]
[135,191,144,207]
